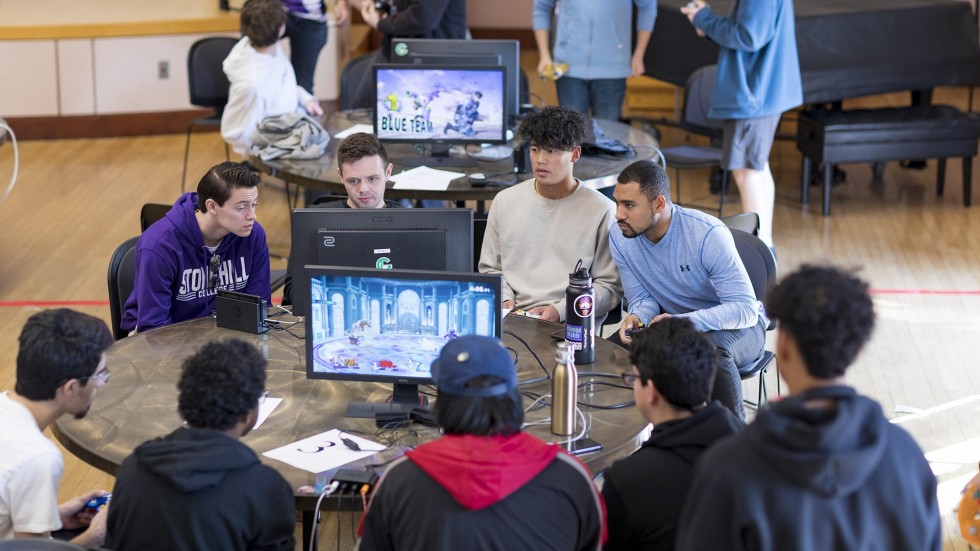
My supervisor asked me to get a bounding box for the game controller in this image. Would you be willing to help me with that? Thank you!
[626,323,647,338]
[512,309,543,319]
[85,494,111,514]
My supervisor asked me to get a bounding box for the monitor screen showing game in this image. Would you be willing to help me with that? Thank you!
[389,39,521,121]
[304,266,503,418]
[373,64,507,145]
[289,208,473,317]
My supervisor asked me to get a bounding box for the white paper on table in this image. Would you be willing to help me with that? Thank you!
[391,165,465,191]
[334,124,374,139]
[253,397,283,429]
[262,429,384,474]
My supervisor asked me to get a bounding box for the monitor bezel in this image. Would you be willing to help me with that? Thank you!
[288,207,474,317]
[303,265,504,386]
[389,38,521,121]
[372,63,508,146]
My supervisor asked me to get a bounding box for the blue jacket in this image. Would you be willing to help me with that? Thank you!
[693,0,802,119]
[121,193,271,333]
[533,0,657,80]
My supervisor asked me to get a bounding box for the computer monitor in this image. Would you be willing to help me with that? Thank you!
[389,38,521,121]
[288,208,474,317]
[373,64,507,155]
[304,266,503,418]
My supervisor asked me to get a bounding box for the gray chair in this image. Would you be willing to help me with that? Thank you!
[720,212,760,237]
[660,65,730,215]
[730,228,779,407]
[182,36,237,193]
[108,236,139,340]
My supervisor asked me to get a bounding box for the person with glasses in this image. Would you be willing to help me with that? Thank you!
[121,161,272,334]
[106,339,294,551]
[0,309,113,544]
[601,317,742,551]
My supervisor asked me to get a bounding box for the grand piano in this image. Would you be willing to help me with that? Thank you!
[644,0,980,104]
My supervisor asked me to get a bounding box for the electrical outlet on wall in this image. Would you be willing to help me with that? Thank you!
[158,61,170,80]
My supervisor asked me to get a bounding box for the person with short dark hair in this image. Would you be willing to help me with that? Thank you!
[0,309,113,544]
[610,159,764,419]
[221,0,324,155]
[281,132,402,305]
[602,318,743,551]
[106,339,295,551]
[121,162,271,333]
[357,335,605,550]
[479,106,622,323]
[677,265,941,551]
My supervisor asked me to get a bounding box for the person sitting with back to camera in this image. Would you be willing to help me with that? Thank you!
[602,317,743,551]
[610,160,765,420]
[281,132,402,306]
[356,335,605,550]
[106,339,295,551]
[121,162,271,333]
[221,0,324,156]
[479,105,622,323]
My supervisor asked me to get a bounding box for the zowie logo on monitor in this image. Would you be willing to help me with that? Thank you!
[376,257,393,269]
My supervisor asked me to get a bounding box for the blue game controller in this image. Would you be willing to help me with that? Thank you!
[85,494,111,514]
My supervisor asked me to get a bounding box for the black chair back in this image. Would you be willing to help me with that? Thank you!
[473,217,488,272]
[140,203,170,232]
[730,229,777,305]
[340,53,377,111]
[720,212,761,237]
[187,36,237,115]
[680,64,723,138]
[108,237,139,340]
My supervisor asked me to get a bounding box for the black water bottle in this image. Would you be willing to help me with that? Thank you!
[565,259,595,364]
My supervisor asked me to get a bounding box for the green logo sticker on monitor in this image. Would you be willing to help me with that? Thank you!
[393,42,408,57]
[376,257,393,270]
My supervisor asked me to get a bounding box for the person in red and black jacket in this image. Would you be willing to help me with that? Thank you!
[357,335,605,551]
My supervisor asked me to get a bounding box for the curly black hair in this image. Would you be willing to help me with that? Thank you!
[16,309,113,400]
[629,317,718,409]
[516,105,587,151]
[766,265,875,379]
[178,339,266,430]
[617,159,672,203]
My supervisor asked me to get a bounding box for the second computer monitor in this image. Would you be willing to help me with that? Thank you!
[289,208,474,316]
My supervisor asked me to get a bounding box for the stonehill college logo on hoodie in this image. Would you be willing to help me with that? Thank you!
[176,256,250,302]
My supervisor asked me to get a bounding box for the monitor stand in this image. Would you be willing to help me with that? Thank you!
[344,382,428,418]
[400,144,478,169]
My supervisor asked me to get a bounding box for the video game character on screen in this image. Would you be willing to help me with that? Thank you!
[375,67,504,141]
[308,275,499,378]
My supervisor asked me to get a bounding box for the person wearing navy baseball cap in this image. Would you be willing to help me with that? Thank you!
[358,335,606,550]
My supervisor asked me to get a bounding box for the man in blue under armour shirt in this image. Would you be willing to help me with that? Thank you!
[609,160,765,420]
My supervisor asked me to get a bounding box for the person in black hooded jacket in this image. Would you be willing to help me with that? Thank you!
[677,265,941,551]
[106,339,295,551]
[602,317,744,551]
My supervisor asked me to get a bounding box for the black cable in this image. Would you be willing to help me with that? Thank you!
[336,489,343,551]
[284,322,305,339]
[518,375,549,386]
[503,329,550,380]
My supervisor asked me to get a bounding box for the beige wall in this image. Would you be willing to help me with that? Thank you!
[467,0,533,29]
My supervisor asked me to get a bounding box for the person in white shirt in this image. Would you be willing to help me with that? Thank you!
[221,0,324,156]
[0,309,114,545]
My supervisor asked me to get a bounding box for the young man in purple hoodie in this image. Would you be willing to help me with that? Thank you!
[357,335,606,550]
[121,162,271,333]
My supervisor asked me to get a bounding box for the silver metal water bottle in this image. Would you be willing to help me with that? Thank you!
[565,259,596,364]
[551,341,578,435]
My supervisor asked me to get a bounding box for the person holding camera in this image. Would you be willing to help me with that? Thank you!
[348,0,467,108]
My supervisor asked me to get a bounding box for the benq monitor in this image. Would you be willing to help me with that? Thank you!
[389,38,521,120]
[288,208,474,316]
[373,64,507,146]
[304,265,503,418]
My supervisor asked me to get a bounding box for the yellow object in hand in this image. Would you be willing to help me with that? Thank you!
[539,63,569,81]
